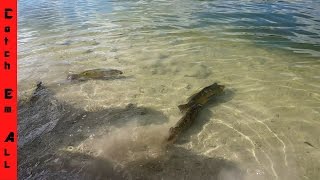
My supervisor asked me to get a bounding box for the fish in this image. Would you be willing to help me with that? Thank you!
[178,83,225,112]
[304,141,316,148]
[67,68,123,81]
[166,104,202,143]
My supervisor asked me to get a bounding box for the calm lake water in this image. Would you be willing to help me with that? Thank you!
[18,0,320,180]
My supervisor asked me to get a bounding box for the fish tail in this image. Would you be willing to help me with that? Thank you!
[166,132,178,144]
[178,103,189,112]
[166,134,175,142]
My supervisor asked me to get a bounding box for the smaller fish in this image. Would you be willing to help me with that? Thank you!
[178,83,225,112]
[67,68,123,81]
[166,104,202,143]
[304,141,316,148]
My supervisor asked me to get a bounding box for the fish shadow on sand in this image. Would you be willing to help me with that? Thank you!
[175,89,235,144]
[18,82,168,179]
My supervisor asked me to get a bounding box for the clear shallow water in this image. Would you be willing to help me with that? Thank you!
[18,0,320,180]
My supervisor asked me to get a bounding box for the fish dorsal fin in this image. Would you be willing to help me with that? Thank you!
[187,92,197,101]
[186,83,216,101]
[187,86,204,101]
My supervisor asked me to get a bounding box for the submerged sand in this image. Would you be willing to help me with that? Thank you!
[18,1,320,179]
[18,36,320,179]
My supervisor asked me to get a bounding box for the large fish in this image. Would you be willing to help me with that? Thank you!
[178,83,225,112]
[67,68,123,81]
[166,104,202,143]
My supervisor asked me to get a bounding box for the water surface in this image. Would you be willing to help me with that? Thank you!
[18,0,320,180]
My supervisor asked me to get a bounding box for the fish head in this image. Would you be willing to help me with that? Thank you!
[208,83,225,95]
[218,84,225,91]
[167,127,179,142]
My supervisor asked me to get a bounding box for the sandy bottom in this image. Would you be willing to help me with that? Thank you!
[18,29,320,180]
